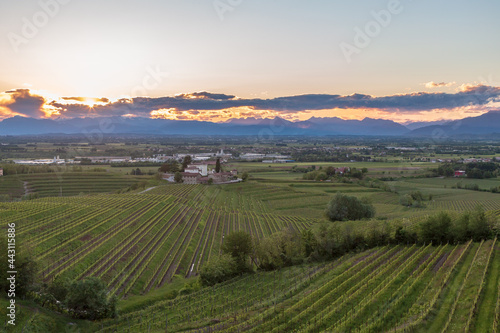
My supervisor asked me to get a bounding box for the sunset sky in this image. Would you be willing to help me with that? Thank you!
[1,0,500,123]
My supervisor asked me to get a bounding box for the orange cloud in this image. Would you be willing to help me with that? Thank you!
[424,81,456,88]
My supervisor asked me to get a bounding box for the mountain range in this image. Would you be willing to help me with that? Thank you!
[0,111,499,137]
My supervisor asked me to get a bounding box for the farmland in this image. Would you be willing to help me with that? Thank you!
[95,241,500,333]
[1,137,500,332]
[1,184,316,300]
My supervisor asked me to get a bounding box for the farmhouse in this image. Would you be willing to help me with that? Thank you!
[454,170,466,177]
[335,167,350,174]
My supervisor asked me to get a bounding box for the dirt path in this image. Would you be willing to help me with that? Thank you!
[139,186,157,194]
[23,181,33,196]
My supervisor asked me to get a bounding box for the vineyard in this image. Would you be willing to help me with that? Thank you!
[18,172,148,197]
[95,240,500,332]
[3,174,500,332]
[0,184,317,298]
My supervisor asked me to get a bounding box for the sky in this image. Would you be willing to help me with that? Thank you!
[1,0,500,123]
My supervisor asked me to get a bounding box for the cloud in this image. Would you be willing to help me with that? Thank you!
[3,84,500,120]
[174,92,236,100]
[61,97,110,103]
[1,89,46,118]
[424,81,456,88]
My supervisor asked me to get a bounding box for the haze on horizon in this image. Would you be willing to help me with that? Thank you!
[1,0,499,124]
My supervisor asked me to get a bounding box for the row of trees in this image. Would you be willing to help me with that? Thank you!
[200,206,499,286]
[435,162,499,179]
[302,167,368,181]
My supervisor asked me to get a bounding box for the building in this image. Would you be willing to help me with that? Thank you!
[454,170,466,177]
[335,167,350,174]
[181,172,202,184]
[187,163,208,176]
[0,168,3,176]
[76,156,132,163]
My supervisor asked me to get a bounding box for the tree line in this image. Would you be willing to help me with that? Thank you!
[200,206,499,286]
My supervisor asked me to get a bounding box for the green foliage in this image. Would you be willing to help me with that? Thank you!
[419,212,452,244]
[241,172,249,181]
[65,277,117,320]
[221,231,253,273]
[174,171,183,183]
[422,207,493,244]
[325,192,375,222]
[325,166,336,176]
[47,276,69,304]
[435,163,455,177]
[0,240,37,298]
[399,194,413,207]
[215,158,221,173]
[199,254,237,286]
[399,191,426,208]
[159,160,180,173]
[348,167,364,179]
[179,279,201,295]
[255,229,303,270]
[181,155,192,171]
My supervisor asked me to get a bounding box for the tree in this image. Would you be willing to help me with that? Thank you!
[199,254,236,286]
[399,194,413,207]
[40,276,69,309]
[419,212,451,244]
[215,158,221,173]
[182,155,192,171]
[255,229,303,270]
[325,166,336,177]
[159,160,180,173]
[65,277,117,320]
[174,171,183,183]
[241,172,249,182]
[468,206,492,241]
[0,240,37,298]
[207,178,214,185]
[325,192,375,222]
[221,231,253,273]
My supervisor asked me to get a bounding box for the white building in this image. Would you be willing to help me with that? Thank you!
[186,163,208,176]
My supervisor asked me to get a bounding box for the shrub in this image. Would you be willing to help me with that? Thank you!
[419,212,451,244]
[199,254,237,286]
[325,192,375,222]
[65,277,117,320]
[221,231,253,273]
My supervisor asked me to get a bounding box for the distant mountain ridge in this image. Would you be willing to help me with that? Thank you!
[0,111,499,136]
[409,110,500,137]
